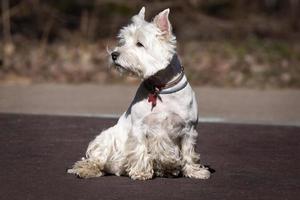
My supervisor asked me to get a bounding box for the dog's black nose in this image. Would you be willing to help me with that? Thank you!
[111,51,120,61]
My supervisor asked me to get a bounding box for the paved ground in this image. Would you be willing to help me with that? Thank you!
[0,84,300,126]
[0,113,299,200]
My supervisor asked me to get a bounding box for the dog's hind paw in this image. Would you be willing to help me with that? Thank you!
[67,159,104,179]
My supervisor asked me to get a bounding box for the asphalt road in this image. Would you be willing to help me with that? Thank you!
[0,114,299,200]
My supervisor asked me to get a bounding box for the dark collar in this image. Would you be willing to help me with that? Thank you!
[143,54,187,109]
[143,54,184,93]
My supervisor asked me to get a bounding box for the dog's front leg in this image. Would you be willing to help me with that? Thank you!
[181,128,210,179]
[125,122,154,180]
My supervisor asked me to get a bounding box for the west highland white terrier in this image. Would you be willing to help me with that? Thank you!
[67,7,211,180]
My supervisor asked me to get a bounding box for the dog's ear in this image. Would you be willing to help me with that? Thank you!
[138,6,145,19]
[132,6,145,24]
[153,8,172,37]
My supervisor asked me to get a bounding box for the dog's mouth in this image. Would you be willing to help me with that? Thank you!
[113,62,136,76]
[114,63,126,71]
[111,59,144,77]
[114,62,128,72]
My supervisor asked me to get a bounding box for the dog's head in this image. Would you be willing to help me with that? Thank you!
[110,7,176,79]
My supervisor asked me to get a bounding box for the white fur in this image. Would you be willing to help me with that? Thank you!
[67,7,210,180]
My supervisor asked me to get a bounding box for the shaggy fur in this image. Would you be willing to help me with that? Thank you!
[67,7,210,180]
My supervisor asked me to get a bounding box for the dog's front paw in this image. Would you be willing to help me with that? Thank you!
[67,159,103,179]
[129,170,154,180]
[183,165,211,179]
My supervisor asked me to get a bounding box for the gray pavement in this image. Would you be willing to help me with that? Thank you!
[0,84,300,126]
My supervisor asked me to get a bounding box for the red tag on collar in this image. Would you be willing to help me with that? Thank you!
[148,93,157,108]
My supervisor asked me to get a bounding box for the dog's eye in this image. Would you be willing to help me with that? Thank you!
[136,42,144,47]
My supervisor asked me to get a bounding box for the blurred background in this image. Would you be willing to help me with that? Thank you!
[1,0,300,88]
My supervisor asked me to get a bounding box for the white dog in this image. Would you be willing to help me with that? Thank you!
[67,7,211,180]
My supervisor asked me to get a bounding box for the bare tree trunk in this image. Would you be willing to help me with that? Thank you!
[289,0,300,31]
[2,0,12,43]
[2,0,14,68]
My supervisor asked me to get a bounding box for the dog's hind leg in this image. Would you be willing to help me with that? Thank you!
[181,128,210,179]
[67,157,104,178]
[68,126,117,178]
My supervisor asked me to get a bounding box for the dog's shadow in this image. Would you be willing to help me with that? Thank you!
[69,165,216,180]
[206,165,216,174]
[156,165,216,179]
